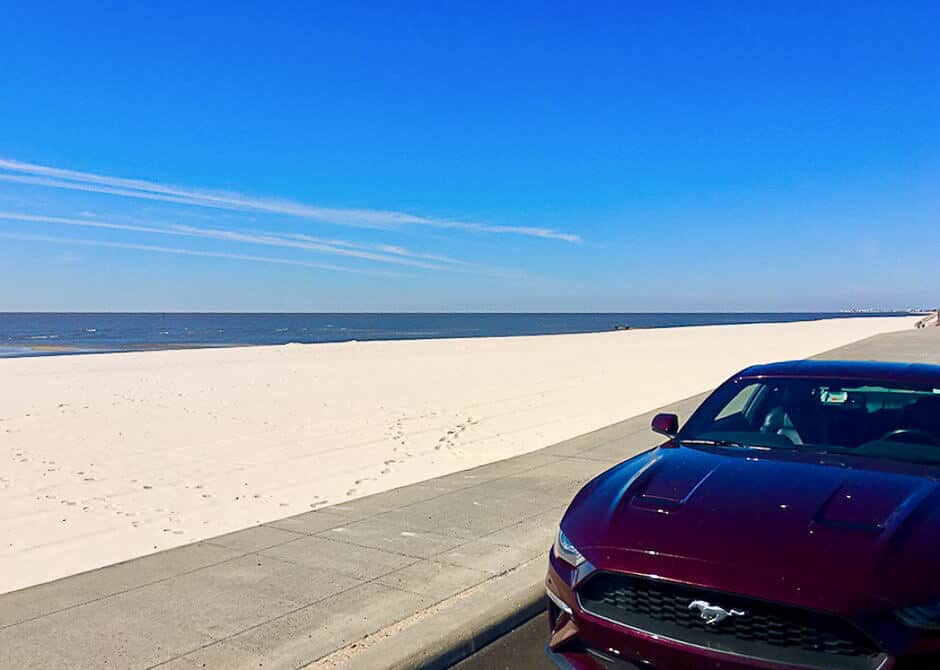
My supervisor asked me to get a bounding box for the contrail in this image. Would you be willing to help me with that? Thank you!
[0,231,397,276]
[0,211,461,271]
[0,158,582,242]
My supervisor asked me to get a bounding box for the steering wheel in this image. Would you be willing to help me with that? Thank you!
[878,428,940,446]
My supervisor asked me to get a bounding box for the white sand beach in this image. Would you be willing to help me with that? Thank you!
[0,316,917,593]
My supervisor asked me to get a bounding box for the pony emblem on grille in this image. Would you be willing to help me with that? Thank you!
[688,600,746,625]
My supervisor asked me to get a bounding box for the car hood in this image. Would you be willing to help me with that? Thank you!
[562,444,940,612]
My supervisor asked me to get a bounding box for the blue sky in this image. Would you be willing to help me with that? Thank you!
[0,1,937,311]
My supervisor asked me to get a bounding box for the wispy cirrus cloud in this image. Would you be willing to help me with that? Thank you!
[0,158,582,243]
[0,231,394,275]
[0,211,465,271]
[280,234,470,266]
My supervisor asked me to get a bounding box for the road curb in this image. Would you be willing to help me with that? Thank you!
[309,559,547,670]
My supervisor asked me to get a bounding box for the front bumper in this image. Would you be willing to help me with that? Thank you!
[546,643,647,670]
[544,557,939,670]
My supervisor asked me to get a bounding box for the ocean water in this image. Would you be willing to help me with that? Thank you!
[0,312,914,358]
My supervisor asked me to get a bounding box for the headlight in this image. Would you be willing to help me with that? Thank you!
[554,528,585,567]
[896,602,940,630]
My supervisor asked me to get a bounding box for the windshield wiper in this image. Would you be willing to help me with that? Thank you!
[679,438,748,448]
[680,437,797,451]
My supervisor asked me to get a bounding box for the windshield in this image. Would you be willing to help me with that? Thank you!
[679,376,940,465]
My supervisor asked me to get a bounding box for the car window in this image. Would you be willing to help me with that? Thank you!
[715,382,759,421]
[680,377,940,465]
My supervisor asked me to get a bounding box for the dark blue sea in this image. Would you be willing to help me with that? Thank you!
[0,312,915,358]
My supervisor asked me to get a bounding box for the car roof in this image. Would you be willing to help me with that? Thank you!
[735,359,940,386]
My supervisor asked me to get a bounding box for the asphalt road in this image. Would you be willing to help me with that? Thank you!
[451,613,555,670]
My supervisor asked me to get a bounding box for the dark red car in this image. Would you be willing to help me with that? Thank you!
[546,360,940,670]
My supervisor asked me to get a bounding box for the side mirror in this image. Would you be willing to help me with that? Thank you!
[651,413,679,438]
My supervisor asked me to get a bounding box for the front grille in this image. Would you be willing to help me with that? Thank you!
[578,572,883,670]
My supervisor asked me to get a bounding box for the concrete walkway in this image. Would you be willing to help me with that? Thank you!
[2,328,938,670]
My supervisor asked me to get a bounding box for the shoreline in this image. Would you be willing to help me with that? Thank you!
[0,311,926,359]
[0,341,247,359]
[0,316,919,594]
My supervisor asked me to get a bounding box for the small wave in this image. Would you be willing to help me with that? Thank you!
[275,328,288,332]
[159,331,170,335]
[29,335,59,340]
[85,329,97,333]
